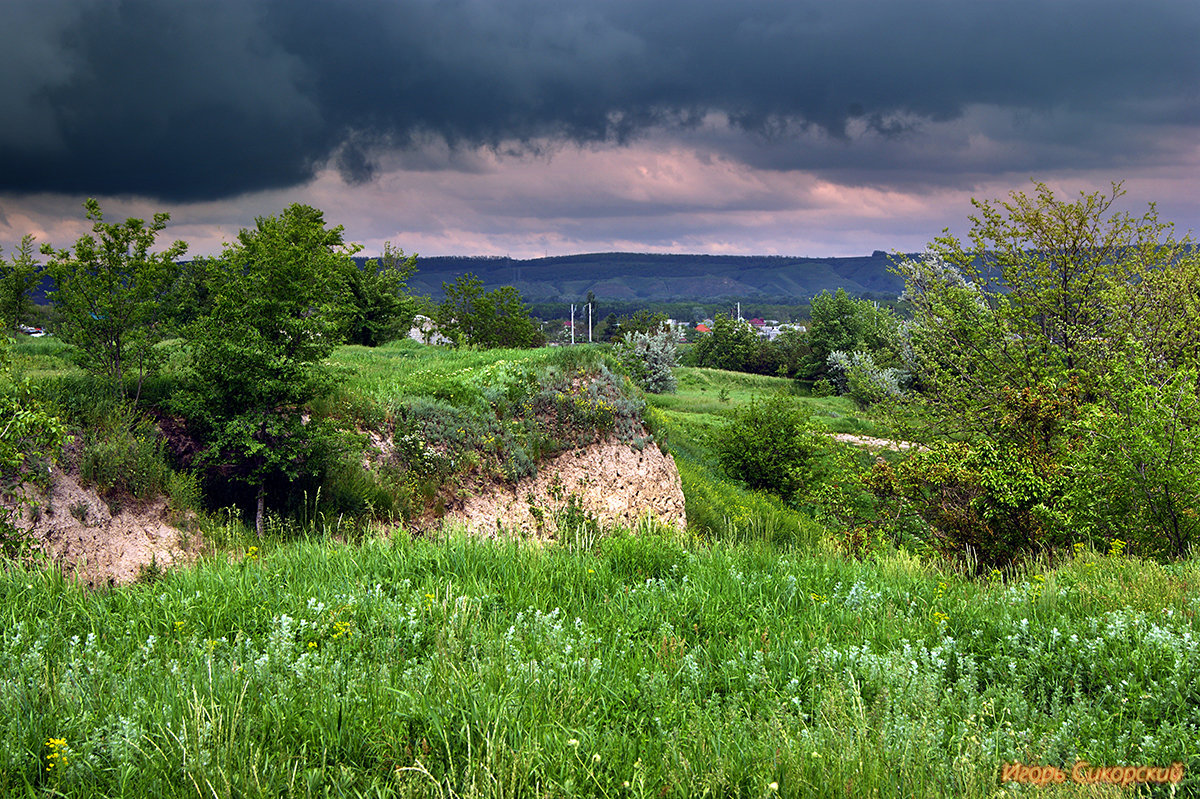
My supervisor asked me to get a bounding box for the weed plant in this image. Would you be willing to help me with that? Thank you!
[3,528,1196,797]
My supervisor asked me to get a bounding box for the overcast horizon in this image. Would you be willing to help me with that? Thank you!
[3,0,1199,261]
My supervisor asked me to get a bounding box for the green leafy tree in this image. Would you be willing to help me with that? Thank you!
[0,235,41,332]
[896,181,1191,435]
[689,313,758,372]
[869,381,1081,569]
[758,328,810,378]
[882,181,1200,566]
[1067,360,1200,559]
[343,243,420,346]
[804,288,899,378]
[597,312,620,342]
[437,274,543,348]
[710,393,826,499]
[41,199,187,404]
[614,309,669,338]
[175,204,356,535]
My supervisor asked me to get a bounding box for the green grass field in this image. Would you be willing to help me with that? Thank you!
[5,339,1199,796]
[7,529,1197,797]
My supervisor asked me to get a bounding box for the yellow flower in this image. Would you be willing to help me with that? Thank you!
[45,738,68,771]
[245,546,259,561]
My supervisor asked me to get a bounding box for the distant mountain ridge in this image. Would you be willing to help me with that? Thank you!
[372,251,909,302]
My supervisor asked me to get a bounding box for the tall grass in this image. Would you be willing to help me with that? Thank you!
[4,530,1196,797]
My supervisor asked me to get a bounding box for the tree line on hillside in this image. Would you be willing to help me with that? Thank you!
[403,251,907,301]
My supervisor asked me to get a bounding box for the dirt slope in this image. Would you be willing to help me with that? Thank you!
[6,467,197,587]
[441,440,686,537]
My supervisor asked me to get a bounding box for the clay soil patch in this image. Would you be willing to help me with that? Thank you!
[6,466,200,587]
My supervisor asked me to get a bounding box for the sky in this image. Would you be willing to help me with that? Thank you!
[2,0,1199,260]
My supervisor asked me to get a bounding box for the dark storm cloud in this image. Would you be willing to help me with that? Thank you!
[3,0,1198,200]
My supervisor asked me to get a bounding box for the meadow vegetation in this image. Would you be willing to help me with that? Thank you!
[3,187,1200,795]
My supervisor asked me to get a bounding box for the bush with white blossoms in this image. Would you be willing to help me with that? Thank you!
[826,349,909,406]
[615,329,678,394]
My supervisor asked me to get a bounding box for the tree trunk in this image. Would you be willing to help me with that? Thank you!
[256,485,265,538]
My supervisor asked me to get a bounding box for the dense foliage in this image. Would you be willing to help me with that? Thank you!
[342,242,420,347]
[437,273,544,349]
[687,313,759,372]
[710,393,827,500]
[171,204,359,535]
[886,182,1200,565]
[0,334,65,556]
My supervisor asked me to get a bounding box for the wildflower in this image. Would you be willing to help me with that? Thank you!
[174,620,186,632]
[588,569,595,574]
[45,738,68,771]
[245,546,259,561]
[593,753,601,763]
[568,738,580,747]
[769,782,779,791]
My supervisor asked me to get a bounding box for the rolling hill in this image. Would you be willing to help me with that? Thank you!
[389,251,908,302]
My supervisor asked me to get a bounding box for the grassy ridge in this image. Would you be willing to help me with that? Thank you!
[5,532,1196,797]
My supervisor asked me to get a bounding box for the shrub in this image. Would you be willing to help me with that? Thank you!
[826,350,908,407]
[1066,365,1200,559]
[165,469,202,515]
[868,382,1080,569]
[709,392,827,500]
[614,329,678,394]
[1,333,66,556]
[79,417,170,500]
